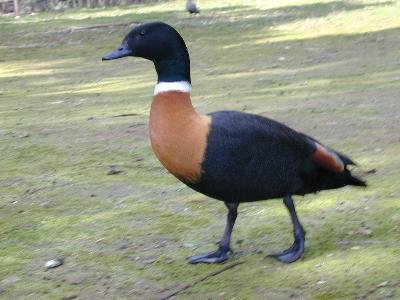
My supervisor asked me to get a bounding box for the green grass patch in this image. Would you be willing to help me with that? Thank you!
[1,0,399,298]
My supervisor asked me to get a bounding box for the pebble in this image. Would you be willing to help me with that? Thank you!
[62,295,78,300]
[377,281,390,288]
[45,258,64,269]
[107,169,123,175]
[359,226,372,236]
[119,241,129,250]
[17,133,30,138]
[183,242,196,249]
[142,257,156,265]
[164,258,174,264]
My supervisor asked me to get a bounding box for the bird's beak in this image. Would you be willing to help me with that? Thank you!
[102,41,133,61]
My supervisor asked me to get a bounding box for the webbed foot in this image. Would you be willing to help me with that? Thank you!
[188,246,230,264]
[268,236,305,263]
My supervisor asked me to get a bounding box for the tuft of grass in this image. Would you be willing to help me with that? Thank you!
[1,0,399,298]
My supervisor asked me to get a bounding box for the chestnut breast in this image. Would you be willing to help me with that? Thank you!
[149,91,211,183]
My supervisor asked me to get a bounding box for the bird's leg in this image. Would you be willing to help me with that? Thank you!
[269,195,306,263]
[188,202,238,264]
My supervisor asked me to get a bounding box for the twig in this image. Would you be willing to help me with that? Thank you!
[86,114,142,121]
[158,261,243,300]
[112,113,140,118]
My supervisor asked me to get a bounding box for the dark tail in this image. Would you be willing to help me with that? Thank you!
[299,147,367,194]
[335,151,367,187]
[347,172,367,187]
[325,169,367,190]
[331,150,367,187]
[299,167,367,195]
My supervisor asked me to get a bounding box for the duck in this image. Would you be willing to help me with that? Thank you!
[102,22,366,264]
[186,0,200,14]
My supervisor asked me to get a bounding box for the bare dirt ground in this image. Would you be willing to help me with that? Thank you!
[1,0,399,298]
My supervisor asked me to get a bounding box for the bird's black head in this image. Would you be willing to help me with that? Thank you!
[102,22,191,83]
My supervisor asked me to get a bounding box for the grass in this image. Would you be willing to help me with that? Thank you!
[1,0,399,298]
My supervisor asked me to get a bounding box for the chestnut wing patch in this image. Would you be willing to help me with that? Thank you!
[310,143,345,173]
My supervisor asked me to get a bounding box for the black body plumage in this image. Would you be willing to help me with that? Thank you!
[189,111,365,202]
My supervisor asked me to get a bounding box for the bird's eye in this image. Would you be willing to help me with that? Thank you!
[139,30,146,36]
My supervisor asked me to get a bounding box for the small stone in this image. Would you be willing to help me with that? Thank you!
[377,281,390,288]
[62,295,78,300]
[351,246,360,250]
[119,241,129,250]
[183,242,196,249]
[364,169,376,174]
[164,258,174,264]
[317,280,327,285]
[142,257,156,265]
[17,133,30,138]
[359,226,372,236]
[45,258,64,269]
[107,168,123,175]
[40,202,52,208]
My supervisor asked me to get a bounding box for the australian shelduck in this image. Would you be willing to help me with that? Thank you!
[102,22,366,264]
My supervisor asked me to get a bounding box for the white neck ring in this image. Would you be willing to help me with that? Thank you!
[154,81,192,96]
